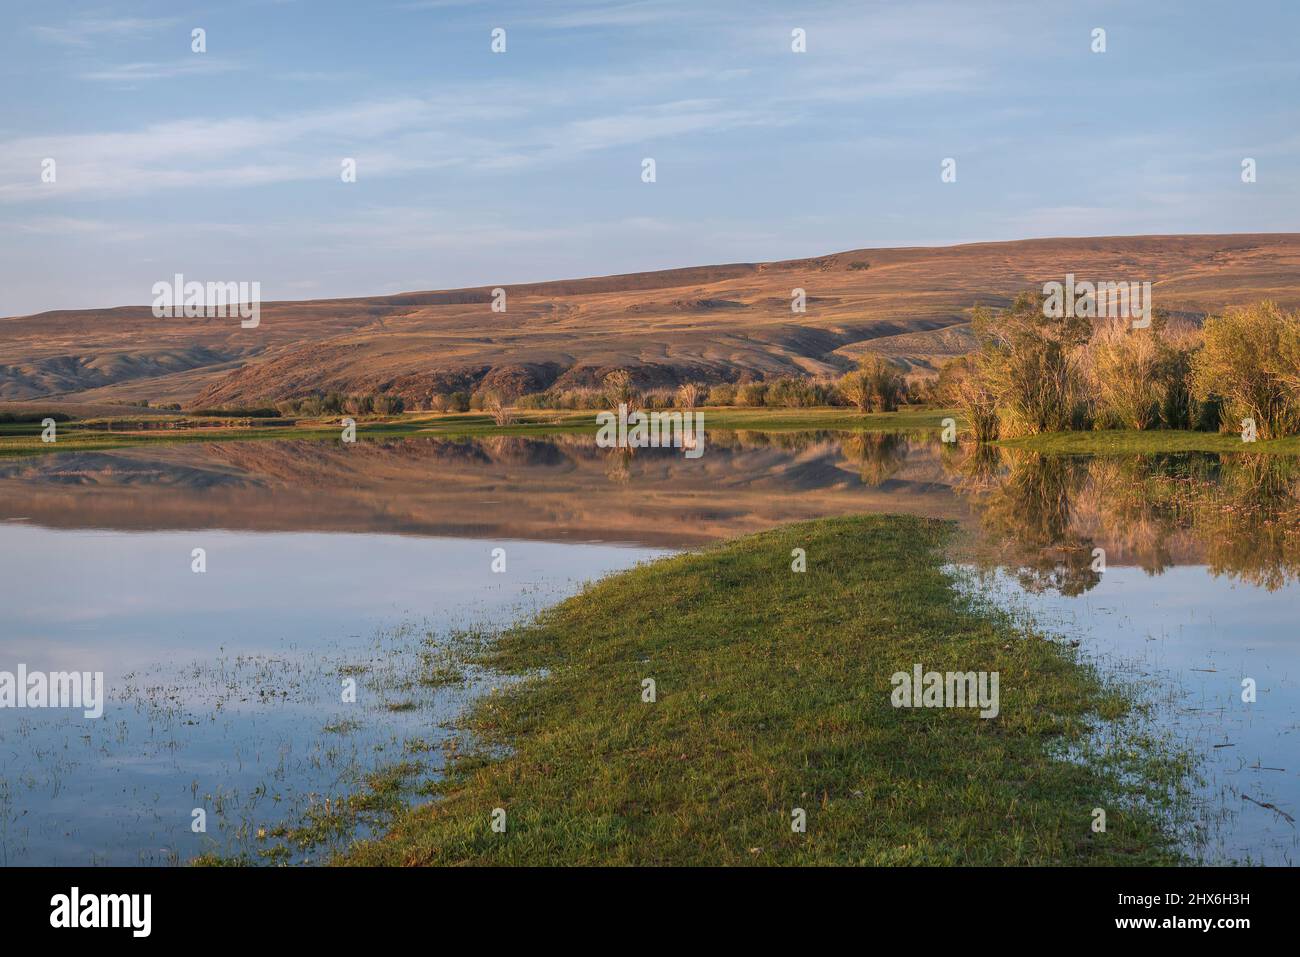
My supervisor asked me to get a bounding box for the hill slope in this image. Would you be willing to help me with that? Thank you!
[4,233,1298,409]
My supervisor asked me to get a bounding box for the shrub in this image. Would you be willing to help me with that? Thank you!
[1155,324,1206,430]
[938,355,999,442]
[0,411,73,424]
[1192,301,1300,439]
[736,381,769,407]
[601,370,639,411]
[641,388,675,410]
[342,394,373,416]
[514,392,550,410]
[706,383,736,406]
[1086,322,1166,430]
[372,393,405,415]
[838,354,906,413]
[972,294,1090,437]
[765,376,827,408]
[189,407,280,418]
[676,382,703,409]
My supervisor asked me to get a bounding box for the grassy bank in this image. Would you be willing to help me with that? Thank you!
[343,514,1186,866]
[1001,429,1300,455]
[11,404,1291,459]
[0,407,952,458]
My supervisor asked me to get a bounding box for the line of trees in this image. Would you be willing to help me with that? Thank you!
[273,391,406,417]
[939,295,1300,441]
[511,359,910,413]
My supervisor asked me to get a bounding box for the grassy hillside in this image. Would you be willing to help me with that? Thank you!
[5,233,1298,409]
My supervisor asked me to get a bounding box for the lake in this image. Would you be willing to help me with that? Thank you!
[1,433,1296,864]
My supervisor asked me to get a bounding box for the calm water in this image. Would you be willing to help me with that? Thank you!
[0,433,1296,864]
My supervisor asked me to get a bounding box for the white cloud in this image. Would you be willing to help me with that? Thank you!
[31,17,177,47]
[80,58,244,83]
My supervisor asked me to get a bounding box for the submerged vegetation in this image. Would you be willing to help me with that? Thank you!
[345,515,1188,866]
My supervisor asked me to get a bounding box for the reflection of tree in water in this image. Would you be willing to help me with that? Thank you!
[1188,454,1300,590]
[945,441,1001,496]
[604,446,634,484]
[961,448,1101,595]
[1079,453,1300,590]
[1074,456,1180,576]
[842,432,909,486]
[949,446,1300,593]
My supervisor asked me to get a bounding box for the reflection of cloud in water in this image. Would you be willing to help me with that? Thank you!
[0,524,664,865]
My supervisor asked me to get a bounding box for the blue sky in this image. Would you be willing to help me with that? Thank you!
[1,0,1297,315]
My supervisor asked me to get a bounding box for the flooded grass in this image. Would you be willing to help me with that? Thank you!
[0,531,661,866]
[345,515,1190,866]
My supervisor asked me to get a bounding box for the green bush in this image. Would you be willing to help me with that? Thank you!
[706,383,736,406]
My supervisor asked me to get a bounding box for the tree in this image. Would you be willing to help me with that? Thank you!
[971,294,1090,437]
[1192,301,1300,439]
[601,369,639,411]
[839,354,905,413]
[1086,321,1165,430]
[484,391,514,426]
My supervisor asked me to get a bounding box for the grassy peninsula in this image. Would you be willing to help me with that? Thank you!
[344,514,1187,866]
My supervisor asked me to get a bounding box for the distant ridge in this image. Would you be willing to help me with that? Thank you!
[4,233,1298,408]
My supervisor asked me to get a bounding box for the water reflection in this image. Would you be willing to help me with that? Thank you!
[4,434,1299,583]
[0,432,967,546]
[2,431,1298,864]
[943,445,1300,592]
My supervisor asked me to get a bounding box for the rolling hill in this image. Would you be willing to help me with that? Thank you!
[3,233,1298,410]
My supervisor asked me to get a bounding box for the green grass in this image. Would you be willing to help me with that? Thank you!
[1001,429,1300,455]
[342,514,1187,866]
[0,407,954,459]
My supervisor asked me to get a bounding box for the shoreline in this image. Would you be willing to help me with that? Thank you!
[6,406,1300,459]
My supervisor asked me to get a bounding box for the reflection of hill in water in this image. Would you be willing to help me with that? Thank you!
[0,433,965,546]
[5,436,1297,581]
[945,446,1300,593]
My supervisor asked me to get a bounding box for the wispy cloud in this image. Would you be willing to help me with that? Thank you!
[0,74,779,202]
[527,1,696,29]
[31,16,177,47]
[80,58,243,83]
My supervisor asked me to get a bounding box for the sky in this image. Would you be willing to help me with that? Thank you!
[1,0,1297,315]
